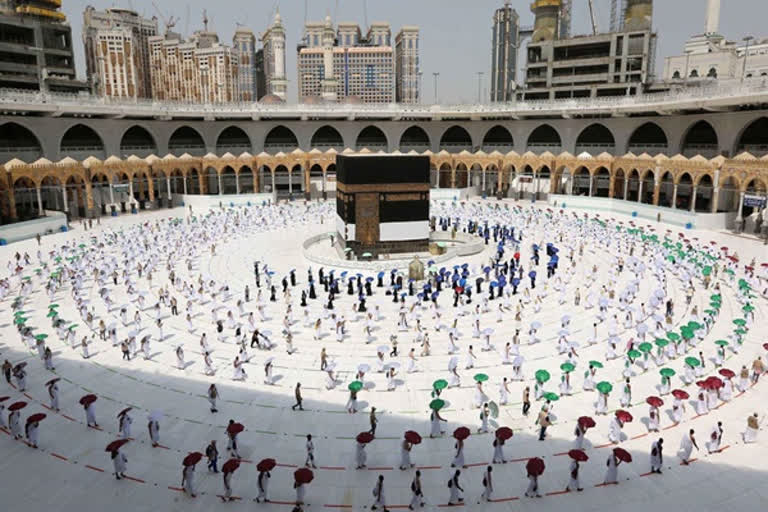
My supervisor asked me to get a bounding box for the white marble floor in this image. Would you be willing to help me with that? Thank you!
[1,199,767,512]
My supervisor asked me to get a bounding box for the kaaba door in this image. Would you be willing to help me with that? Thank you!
[355,193,380,246]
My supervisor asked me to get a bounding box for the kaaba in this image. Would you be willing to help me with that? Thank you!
[336,154,430,256]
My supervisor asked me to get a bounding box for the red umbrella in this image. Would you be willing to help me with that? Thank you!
[8,401,27,411]
[720,246,728,252]
[453,426,470,440]
[646,396,663,408]
[13,362,27,371]
[728,255,739,262]
[526,457,545,476]
[495,427,514,441]
[26,413,46,424]
[222,459,240,474]
[568,449,589,462]
[615,410,633,423]
[719,368,735,379]
[183,452,203,466]
[404,430,422,444]
[45,378,60,386]
[763,343,768,351]
[672,389,689,400]
[613,447,632,463]
[695,380,706,388]
[226,422,244,435]
[356,432,374,444]
[116,407,132,418]
[294,467,314,484]
[79,394,97,406]
[105,439,130,452]
[0,396,9,403]
[257,458,276,472]
[578,416,596,429]
[704,376,723,389]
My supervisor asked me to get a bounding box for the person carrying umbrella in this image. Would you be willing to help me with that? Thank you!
[604,451,620,484]
[25,415,42,448]
[256,468,270,503]
[221,459,239,502]
[182,456,198,498]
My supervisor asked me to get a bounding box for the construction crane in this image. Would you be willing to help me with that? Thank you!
[587,0,598,35]
[151,1,178,36]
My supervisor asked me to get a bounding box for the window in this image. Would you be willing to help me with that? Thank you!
[689,69,699,78]
[707,67,717,78]
[672,70,681,79]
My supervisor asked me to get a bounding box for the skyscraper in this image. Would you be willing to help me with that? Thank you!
[233,26,257,101]
[261,10,287,101]
[395,26,420,104]
[82,7,158,99]
[490,1,519,102]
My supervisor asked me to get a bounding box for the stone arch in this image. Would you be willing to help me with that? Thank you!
[575,123,615,154]
[572,166,590,196]
[592,167,611,197]
[355,125,388,150]
[60,124,105,159]
[695,174,714,212]
[273,164,290,198]
[438,162,452,188]
[657,171,674,207]
[626,169,641,201]
[675,172,694,209]
[90,172,111,214]
[440,125,472,152]
[627,122,668,155]
[482,125,514,152]
[612,168,626,199]
[640,169,655,205]
[169,126,205,156]
[264,125,299,152]
[169,169,185,195]
[120,125,157,158]
[216,126,252,154]
[455,162,469,188]
[221,166,237,194]
[399,125,431,152]
[681,120,719,158]
[188,167,203,194]
[203,167,219,195]
[238,165,254,194]
[13,176,38,220]
[311,125,344,151]
[734,117,768,157]
[39,175,63,212]
[0,121,42,162]
[65,174,88,218]
[526,124,561,153]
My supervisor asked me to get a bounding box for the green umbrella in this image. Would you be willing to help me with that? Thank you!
[14,317,27,325]
[474,373,489,383]
[344,248,352,253]
[710,294,721,301]
[654,338,669,347]
[638,342,652,353]
[660,368,676,378]
[685,357,701,367]
[348,381,363,392]
[429,399,446,411]
[687,321,702,330]
[560,362,575,373]
[22,276,31,282]
[732,318,746,327]
[78,243,86,249]
[34,334,48,341]
[714,340,729,347]
[361,252,373,258]
[588,360,603,369]
[49,304,59,309]
[14,310,27,316]
[596,381,613,394]
[680,328,694,340]
[702,266,712,276]
[703,309,716,316]
[543,392,559,402]
[68,324,78,331]
[437,242,447,248]
[46,311,58,318]
[432,379,448,391]
[535,370,550,383]
[710,301,722,310]
[627,349,642,359]
[667,332,680,341]
[743,304,755,313]
[734,328,747,335]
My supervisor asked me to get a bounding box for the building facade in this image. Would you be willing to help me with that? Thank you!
[260,11,287,101]
[523,0,657,100]
[82,7,157,99]
[663,0,768,81]
[0,0,86,92]
[395,26,420,104]
[298,17,397,103]
[148,30,240,104]
[490,1,519,102]
[232,27,257,101]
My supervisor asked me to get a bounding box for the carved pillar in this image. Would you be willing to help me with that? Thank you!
[62,184,68,212]
[711,186,719,213]
[36,185,43,215]
[690,186,697,212]
[217,172,223,196]
[671,184,678,209]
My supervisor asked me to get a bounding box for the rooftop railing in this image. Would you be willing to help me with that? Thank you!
[0,79,766,118]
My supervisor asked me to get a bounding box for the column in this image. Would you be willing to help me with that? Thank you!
[588,175,594,197]
[637,181,643,203]
[235,173,241,195]
[689,186,697,212]
[109,182,115,204]
[671,184,678,209]
[183,175,188,195]
[288,171,293,196]
[166,176,172,203]
[623,177,629,200]
[735,191,745,229]
[481,170,486,194]
[271,171,276,200]
[450,168,456,189]
[652,181,661,206]
[128,180,134,202]
[62,184,68,212]
[217,172,223,195]
[711,186,719,213]
[36,186,43,215]
[436,169,441,189]
[8,187,17,220]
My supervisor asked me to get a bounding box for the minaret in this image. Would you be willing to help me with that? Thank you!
[269,9,288,100]
[705,0,720,35]
[320,14,338,102]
